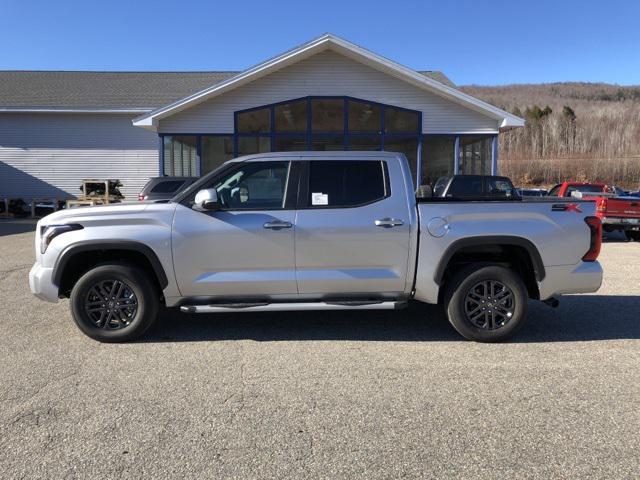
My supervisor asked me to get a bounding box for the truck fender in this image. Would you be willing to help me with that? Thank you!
[433,236,546,285]
[52,240,169,289]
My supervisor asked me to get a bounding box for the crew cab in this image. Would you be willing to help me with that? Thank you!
[29,152,603,343]
[548,181,640,241]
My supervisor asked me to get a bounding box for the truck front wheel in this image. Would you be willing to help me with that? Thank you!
[444,265,528,342]
[70,263,159,342]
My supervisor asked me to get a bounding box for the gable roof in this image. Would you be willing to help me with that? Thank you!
[0,69,454,112]
[132,34,524,131]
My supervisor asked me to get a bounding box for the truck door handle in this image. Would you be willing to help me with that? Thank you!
[375,218,404,228]
[263,220,292,230]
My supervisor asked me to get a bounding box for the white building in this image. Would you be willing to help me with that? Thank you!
[0,34,523,200]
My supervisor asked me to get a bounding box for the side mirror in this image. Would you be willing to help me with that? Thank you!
[193,188,221,211]
[416,184,433,199]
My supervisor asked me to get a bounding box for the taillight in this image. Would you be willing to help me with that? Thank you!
[596,198,607,213]
[582,216,602,262]
[138,194,147,201]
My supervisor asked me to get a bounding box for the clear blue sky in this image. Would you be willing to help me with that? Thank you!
[1,0,639,85]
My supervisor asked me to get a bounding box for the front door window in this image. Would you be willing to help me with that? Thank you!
[213,161,289,210]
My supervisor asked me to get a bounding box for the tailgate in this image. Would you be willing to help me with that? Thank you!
[603,198,640,219]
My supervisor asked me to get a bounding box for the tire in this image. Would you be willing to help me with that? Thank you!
[70,263,159,342]
[444,264,528,342]
[625,230,640,242]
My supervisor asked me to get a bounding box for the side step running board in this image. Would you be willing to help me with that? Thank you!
[180,301,406,314]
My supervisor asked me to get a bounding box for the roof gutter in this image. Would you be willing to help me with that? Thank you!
[0,107,154,114]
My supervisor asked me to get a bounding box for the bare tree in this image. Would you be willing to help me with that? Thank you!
[461,83,640,187]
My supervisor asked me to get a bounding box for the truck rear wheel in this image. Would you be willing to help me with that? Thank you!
[444,264,528,342]
[70,263,159,342]
[625,231,640,242]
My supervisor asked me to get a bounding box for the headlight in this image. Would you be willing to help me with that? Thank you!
[40,224,83,254]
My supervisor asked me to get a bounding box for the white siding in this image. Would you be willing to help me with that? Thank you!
[0,113,158,199]
[159,50,499,134]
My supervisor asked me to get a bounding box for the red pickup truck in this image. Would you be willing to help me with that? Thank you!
[548,182,640,240]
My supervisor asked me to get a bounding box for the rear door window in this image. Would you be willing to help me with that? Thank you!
[306,160,388,208]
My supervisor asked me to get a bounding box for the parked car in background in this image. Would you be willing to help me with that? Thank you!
[30,152,602,344]
[138,177,198,201]
[516,188,548,197]
[611,186,630,197]
[431,175,517,198]
[547,181,640,241]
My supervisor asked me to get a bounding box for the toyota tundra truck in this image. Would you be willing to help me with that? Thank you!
[548,181,640,241]
[29,152,603,343]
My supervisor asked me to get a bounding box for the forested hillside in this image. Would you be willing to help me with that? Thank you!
[460,83,640,188]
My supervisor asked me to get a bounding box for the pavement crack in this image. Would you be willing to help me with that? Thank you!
[2,370,80,404]
[0,264,30,281]
[237,361,246,414]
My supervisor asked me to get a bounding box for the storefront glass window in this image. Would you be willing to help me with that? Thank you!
[236,108,270,134]
[311,135,346,151]
[384,136,419,183]
[201,136,234,175]
[238,136,270,156]
[311,98,344,132]
[347,135,382,151]
[274,100,307,132]
[459,136,492,175]
[384,106,419,134]
[348,100,381,133]
[163,136,197,176]
[274,136,307,151]
[422,136,455,185]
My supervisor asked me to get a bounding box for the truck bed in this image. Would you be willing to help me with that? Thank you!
[412,197,600,304]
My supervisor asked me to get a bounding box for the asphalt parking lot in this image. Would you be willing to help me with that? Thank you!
[1,219,638,479]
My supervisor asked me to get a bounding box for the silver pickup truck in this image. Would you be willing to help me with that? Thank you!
[29,152,603,343]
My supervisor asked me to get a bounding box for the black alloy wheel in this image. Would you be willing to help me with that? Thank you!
[463,280,515,330]
[84,279,139,330]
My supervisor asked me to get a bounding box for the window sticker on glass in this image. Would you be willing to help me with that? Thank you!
[311,192,329,205]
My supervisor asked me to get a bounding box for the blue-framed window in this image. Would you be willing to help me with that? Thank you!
[160,96,423,183]
[159,96,499,185]
[233,96,421,156]
[421,134,498,185]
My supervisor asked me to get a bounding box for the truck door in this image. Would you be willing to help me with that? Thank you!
[294,158,412,295]
[172,160,298,297]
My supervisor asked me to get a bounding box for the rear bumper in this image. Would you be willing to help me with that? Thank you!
[602,217,640,229]
[538,261,603,300]
[29,262,59,303]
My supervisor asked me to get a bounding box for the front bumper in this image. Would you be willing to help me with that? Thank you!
[29,262,59,303]
[538,261,603,300]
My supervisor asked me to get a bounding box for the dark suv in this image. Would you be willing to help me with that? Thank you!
[432,175,517,198]
[138,177,198,201]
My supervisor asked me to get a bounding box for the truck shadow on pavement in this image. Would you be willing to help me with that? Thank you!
[143,294,640,343]
[0,219,38,236]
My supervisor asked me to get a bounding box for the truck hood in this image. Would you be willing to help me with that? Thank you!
[42,202,151,224]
